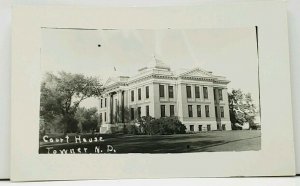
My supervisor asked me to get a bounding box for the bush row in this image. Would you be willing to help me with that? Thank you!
[122,116,186,135]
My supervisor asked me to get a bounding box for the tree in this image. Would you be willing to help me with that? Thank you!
[75,107,99,133]
[228,89,257,130]
[138,116,156,135]
[40,72,103,133]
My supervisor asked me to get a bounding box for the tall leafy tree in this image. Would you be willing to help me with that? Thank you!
[40,71,103,133]
[228,89,258,129]
[75,107,99,133]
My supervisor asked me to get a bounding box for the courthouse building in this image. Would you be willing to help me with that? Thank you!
[99,57,231,133]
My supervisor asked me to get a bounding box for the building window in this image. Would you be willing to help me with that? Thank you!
[105,98,107,107]
[170,105,175,116]
[115,99,118,122]
[195,86,200,98]
[205,105,210,117]
[131,90,134,102]
[100,99,103,108]
[160,105,165,117]
[198,125,202,131]
[146,105,149,117]
[190,125,194,132]
[188,105,193,117]
[100,113,102,123]
[159,85,165,98]
[104,112,107,122]
[145,86,149,99]
[220,106,224,118]
[168,86,174,98]
[186,85,192,98]
[203,87,208,99]
[207,125,211,131]
[215,106,218,118]
[218,89,223,100]
[197,105,201,117]
[138,88,141,100]
[130,108,135,120]
[137,107,141,118]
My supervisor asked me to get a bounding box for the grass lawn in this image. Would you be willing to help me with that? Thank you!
[39,130,261,154]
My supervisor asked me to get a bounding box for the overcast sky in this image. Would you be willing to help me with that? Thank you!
[41,27,259,108]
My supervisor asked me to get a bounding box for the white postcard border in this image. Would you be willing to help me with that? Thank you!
[11,1,295,181]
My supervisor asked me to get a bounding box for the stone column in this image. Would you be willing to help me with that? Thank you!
[116,90,123,123]
[106,93,111,124]
[214,87,221,130]
[121,91,125,123]
[223,88,230,119]
[200,85,204,102]
[177,83,185,121]
[110,93,114,124]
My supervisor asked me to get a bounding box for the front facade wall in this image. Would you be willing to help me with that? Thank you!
[99,77,231,133]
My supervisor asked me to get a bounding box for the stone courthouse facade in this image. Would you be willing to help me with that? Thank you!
[99,57,231,133]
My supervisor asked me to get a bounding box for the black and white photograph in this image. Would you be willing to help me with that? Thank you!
[10,2,296,181]
[39,27,261,154]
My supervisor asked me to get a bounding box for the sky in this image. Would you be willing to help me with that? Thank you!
[41,27,260,108]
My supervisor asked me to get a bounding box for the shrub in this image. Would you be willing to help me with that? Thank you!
[122,124,129,134]
[157,117,186,134]
[62,116,79,133]
[127,125,139,135]
[138,116,156,135]
[138,116,186,135]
